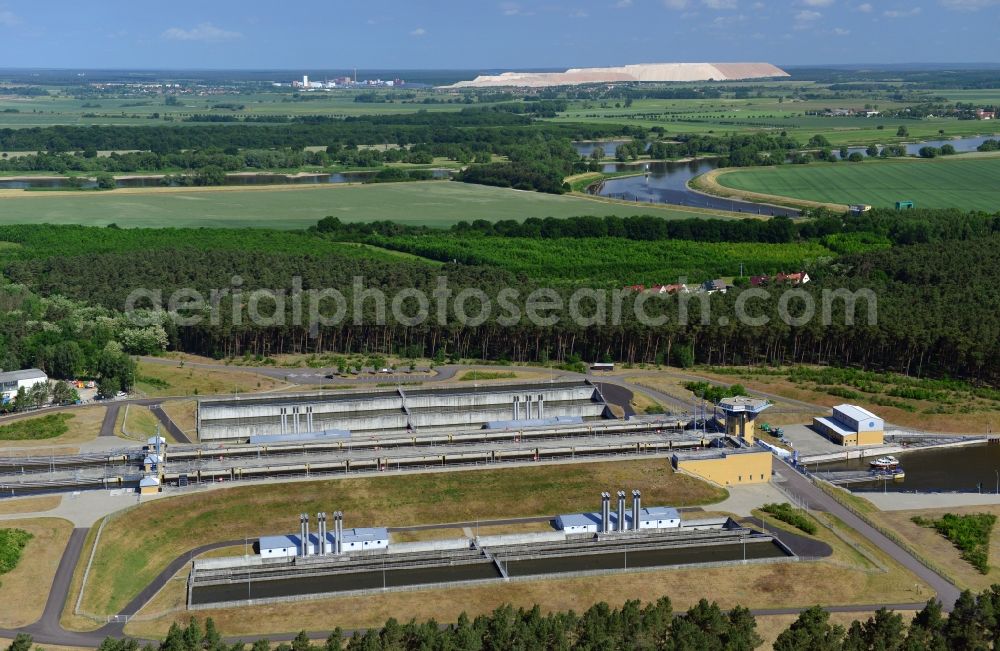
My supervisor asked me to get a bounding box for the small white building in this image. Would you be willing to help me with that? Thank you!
[555,512,602,534]
[258,527,390,558]
[636,506,682,529]
[340,527,390,551]
[0,369,48,403]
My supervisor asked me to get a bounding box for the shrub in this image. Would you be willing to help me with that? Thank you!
[0,529,33,578]
[760,503,817,535]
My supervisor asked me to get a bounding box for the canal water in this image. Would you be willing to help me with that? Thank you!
[190,539,789,605]
[817,443,1000,493]
[0,168,454,191]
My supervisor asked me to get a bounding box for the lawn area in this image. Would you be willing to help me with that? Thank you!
[0,181,734,230]
[0,406,105,449]
[0,495,61,516]
[79,459,726,617]
[878,505,1000,591]
[135,360,289,397]
[711,155,1000,212]
[0,518,73,628]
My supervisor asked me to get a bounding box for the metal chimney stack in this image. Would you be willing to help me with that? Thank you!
[303,513,311,556]
[318,512,327,555]
[617,491,626,532]
[632,490,641,531]
[334,511,343,554]
[299,513,307,556]
[601,492,610,533]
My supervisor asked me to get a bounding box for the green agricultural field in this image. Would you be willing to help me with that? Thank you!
[713,156,1000,211]
[0,181,735,229]
[370,233,833,285]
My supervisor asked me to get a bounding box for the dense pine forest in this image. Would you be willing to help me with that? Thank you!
[9,590,1000,650]
[1,206,1000,385]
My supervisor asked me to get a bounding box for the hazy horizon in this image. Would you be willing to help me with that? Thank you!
[1,1,998,70]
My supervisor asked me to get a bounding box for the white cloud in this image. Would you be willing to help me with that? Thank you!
[162,23,242,42]
[410,27,426,36]
[883,6,922,16]
[703,0,738,8]
[500,2,533,15]
[856,2,873,10]
[793,8,822,27]
[663,0,690,8]
[0,8,20,26]
[614,0,634,7]
[940,0,998,9]
[832,26,851,34]
[570,8,589,17]
[801,0,834,5]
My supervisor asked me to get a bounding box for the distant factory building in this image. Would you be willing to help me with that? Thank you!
[813,404,884,446]
[259,512,389,559]
[0,369,48,403]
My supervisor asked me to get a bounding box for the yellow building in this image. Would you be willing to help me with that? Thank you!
[672,449,773,487]
[717,396,771,445]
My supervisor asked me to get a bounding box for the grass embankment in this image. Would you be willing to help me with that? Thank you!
[135,360,289,397]
[0,407,106,450]
[457,371,517,381]
[80,459,726,617]
[0,518,73,628]
[702,365,1000,433]
[0,413,70,441]
[127,503,928,639]
[0,495,61,516]
[708,155,1000,212]
[0,181,728,229]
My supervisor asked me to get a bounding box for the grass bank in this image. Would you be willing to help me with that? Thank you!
[80,459,726,617]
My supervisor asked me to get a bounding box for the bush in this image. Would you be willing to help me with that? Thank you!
[0,529,33,577]
[761,502,817,535]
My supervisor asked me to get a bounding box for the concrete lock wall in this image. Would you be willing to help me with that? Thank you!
[197,381,606,442]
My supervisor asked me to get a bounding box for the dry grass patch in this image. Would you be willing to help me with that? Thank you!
[0,639,94,651]
[0,406,105,450]
[136,360,289,398]
[0,495,60,515]
[83,459,725,616]
[122,405,165,441]
[879,505,1000,591]
[126,559,925,639]
[0,517,73,628]
[160,399,197,436]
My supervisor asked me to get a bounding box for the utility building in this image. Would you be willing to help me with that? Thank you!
[813,404,884,446]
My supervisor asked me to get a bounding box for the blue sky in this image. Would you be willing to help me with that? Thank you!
[0,0,997,70]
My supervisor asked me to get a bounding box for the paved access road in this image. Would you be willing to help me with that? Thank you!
[774,458,961,608]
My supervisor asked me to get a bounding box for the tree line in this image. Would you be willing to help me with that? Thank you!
[11,590,1000,650]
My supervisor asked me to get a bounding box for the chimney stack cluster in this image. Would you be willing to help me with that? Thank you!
[599,489,643,533]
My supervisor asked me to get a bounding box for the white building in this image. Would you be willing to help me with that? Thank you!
[0,369,48,404]
[555,506,681,533]
[258,527,390,559]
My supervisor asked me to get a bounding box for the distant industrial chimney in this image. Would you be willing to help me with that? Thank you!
[617,491,626,532]
[318,512,327,555]
[632,490,641,531]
